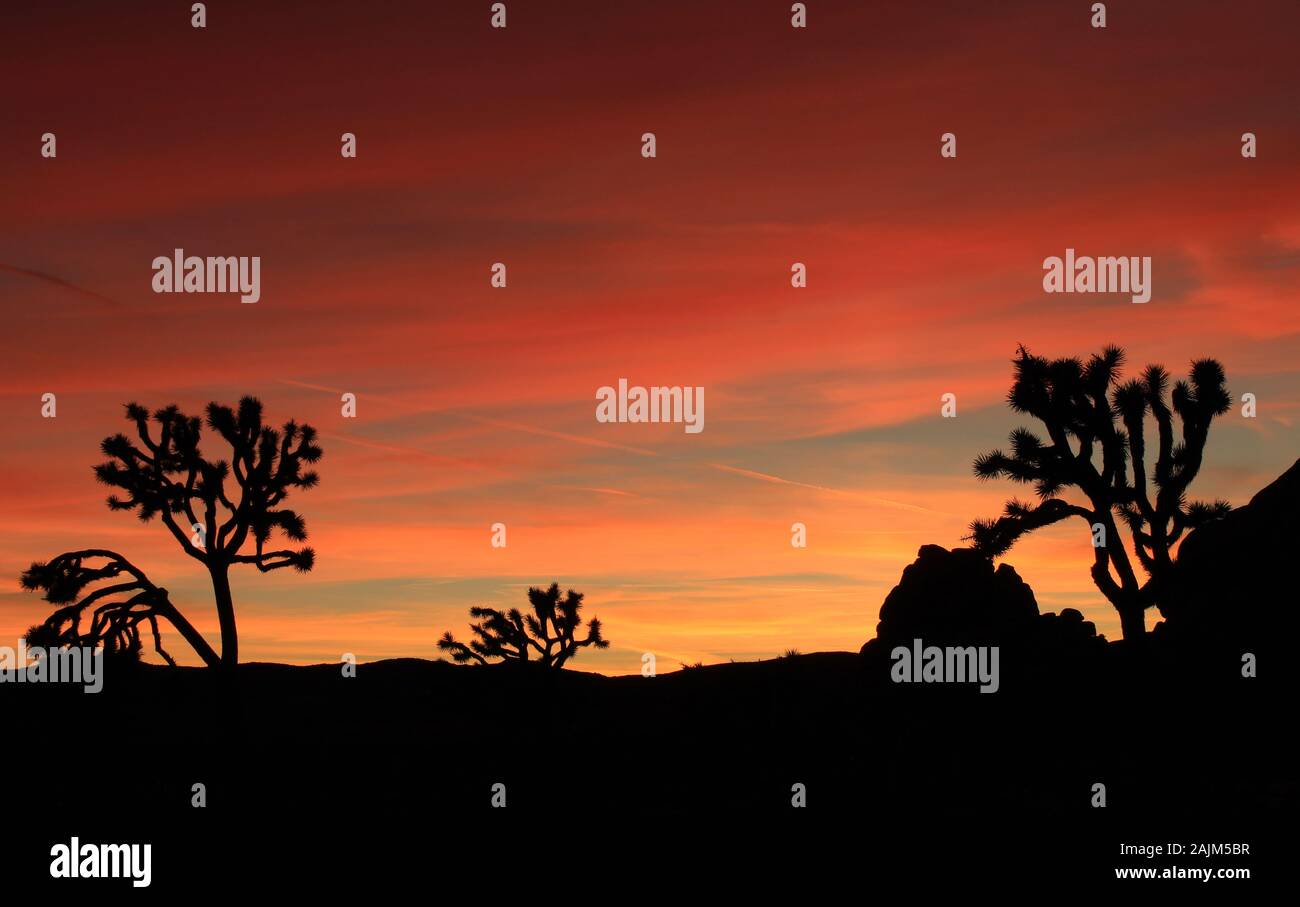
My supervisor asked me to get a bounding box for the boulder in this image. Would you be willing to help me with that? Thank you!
[860,545,1103,673]
[1164,457,1300,650]
[867,545,1040,650]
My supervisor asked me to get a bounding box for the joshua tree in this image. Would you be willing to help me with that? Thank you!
[967,346,1231,641]
[438,583,609,668]
[21,397,321,668]
[22,550,217,666]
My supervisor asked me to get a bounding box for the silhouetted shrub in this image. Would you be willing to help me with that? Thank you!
[438,582,608,669]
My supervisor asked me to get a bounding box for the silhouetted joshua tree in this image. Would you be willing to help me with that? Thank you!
[22,550,216,666]
[21,397,321,669]
[967,346,1231,642]
[438,583,609,668]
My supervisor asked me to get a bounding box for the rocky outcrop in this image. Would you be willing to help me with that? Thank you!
[870,545,1040,648]
[1164,457,1300,650]
[859,545,1104,675]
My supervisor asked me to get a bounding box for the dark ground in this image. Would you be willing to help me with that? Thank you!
[3,637,1293,891]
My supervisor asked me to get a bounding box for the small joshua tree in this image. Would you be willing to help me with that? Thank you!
[22,550,216,666]
[22,397,321,668]
[967,346,1232,642]
[438,583,609,668]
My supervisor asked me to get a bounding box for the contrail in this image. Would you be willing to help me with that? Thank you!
[279,379,660,458]
[0,263,122,307]
[281,378,940,513]
[708,462,950,515]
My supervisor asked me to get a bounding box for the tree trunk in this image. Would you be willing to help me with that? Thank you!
[1118,604,1146,643]
[162,604,221,668]
[209,564,238,668]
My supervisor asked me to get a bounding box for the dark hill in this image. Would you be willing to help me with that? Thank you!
[4,642,1294,888]
[1165,456,1300,666]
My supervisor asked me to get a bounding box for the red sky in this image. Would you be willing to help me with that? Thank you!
[2,0,1298,671]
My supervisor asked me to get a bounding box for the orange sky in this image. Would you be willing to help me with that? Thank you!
[2,0,1298,672]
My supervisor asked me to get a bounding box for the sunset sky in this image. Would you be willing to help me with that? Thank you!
[2,0,1298,672]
